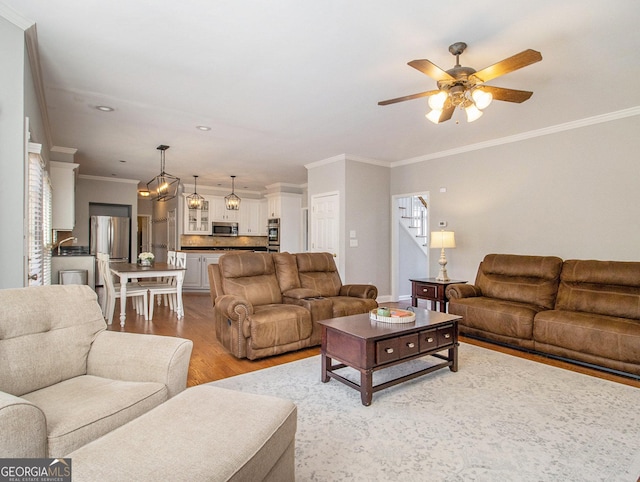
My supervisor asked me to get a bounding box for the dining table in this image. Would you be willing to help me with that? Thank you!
[109,262,186,326]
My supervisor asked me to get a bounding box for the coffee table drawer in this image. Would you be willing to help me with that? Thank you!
[398,333,420,358]
[419,329,438,352]
[376,338,400,364]
[437,325,455,347]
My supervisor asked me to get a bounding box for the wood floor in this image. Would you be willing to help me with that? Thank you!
[106,293,640,389]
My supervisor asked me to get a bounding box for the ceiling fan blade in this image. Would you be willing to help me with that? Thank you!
[438,105,455,123]
[378,90,440,106]
[481,85,534,103]
[408,59,455,82]
[471,49,542,83]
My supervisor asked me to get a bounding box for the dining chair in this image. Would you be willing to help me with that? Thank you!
[139,250,175,307]
[147,252,186,320]
[97,253,149,324]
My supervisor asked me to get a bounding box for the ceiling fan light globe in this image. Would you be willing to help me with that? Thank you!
[426,109,443,124]
[465,104,483,122]
[428,91,448,110]
[472,89,493,110]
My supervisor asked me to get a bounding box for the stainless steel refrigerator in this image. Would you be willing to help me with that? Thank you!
[90,215,131,285]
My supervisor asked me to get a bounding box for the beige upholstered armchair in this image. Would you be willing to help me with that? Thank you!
[213,252,313,360]
[0,285,193,458]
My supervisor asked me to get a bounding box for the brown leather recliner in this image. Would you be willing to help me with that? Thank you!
[212,252,313,360]
[274,252,378,345]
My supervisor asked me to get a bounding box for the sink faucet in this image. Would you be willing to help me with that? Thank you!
[57,237,77,255]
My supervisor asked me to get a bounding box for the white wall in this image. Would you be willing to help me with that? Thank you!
[390,114,640,286]
[307,156,391,295]
[0,16,26,288]
[345,160,390,291]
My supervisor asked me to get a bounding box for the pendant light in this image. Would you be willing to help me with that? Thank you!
[224,175,241,210]
[146,145,180,202]
[186,175,205,209]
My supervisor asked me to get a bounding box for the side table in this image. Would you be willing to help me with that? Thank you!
[410,278,467,313]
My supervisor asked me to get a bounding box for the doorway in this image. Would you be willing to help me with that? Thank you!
[137,215,152,255]
[391,192,430,303]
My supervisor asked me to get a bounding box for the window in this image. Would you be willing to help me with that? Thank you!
[27,144,52,286]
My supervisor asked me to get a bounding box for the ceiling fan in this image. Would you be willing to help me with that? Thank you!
[378,42,542,123]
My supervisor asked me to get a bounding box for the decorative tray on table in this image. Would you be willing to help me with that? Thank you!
[370,307,416,324]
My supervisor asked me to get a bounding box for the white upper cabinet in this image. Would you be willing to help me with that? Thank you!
[50,161,79,230]
[183,195,211,234]
[211,197,238,222]
[238,199,266,235]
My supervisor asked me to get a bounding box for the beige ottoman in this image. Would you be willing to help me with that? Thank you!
[66,385,297,482]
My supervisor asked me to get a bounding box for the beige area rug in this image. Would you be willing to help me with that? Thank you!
[211,343,640,481]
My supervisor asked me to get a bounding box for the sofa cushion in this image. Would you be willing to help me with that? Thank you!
[330,296,378,318]
[475,254,563,309]
[273,252,302,292]
[295,252,342,297]
[534,310,640,365]
[451,297,546,339]
[249,304,312,349]
[556,259,640,319]
[22,375,167,457]
[0,285,105,397]
[219,252,283,305]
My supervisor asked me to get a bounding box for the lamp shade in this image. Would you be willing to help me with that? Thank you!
[430,231,456,249]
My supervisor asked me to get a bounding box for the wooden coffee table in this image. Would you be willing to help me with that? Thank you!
[318,309,460,406]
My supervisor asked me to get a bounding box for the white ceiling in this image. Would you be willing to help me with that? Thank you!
[3,0,640,192]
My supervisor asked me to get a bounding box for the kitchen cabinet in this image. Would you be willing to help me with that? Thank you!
[265,193,302,252]
[238,199,267,235]
[183,252,222,290]
[50,161,79,230]
[183,195,211,234]
[258,199,267,235]
[211,197,238,222]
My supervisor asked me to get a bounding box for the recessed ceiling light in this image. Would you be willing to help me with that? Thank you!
[96,105,114,112]
[196,125,211,131]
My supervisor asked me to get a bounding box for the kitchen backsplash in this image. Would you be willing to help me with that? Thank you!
[181,235,267,248]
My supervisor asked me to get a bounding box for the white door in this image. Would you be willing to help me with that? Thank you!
[310,192,341,274]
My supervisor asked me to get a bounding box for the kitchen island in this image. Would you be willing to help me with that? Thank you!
[51,253,96,289]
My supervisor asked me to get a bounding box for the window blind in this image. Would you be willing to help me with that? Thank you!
[27,151,46,286]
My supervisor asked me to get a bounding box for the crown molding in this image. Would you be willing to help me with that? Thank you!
[78,174,140,184]
[392,106,640,167]
[24,24,54,149]
[305,153,391,171]
[0,3,34,29]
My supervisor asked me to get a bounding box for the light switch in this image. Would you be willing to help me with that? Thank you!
[350,230,357,238]
[349,239,358,247]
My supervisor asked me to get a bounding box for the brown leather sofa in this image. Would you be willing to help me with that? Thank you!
[209,251,378,359]
[446,254,640,377]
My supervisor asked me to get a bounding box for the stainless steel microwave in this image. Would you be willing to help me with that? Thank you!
[212,222,238,236]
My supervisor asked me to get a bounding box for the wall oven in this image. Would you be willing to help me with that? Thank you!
[267,218,280,252]
[212,222,238,237]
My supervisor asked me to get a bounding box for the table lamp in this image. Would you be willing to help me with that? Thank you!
[430,231,456,281]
